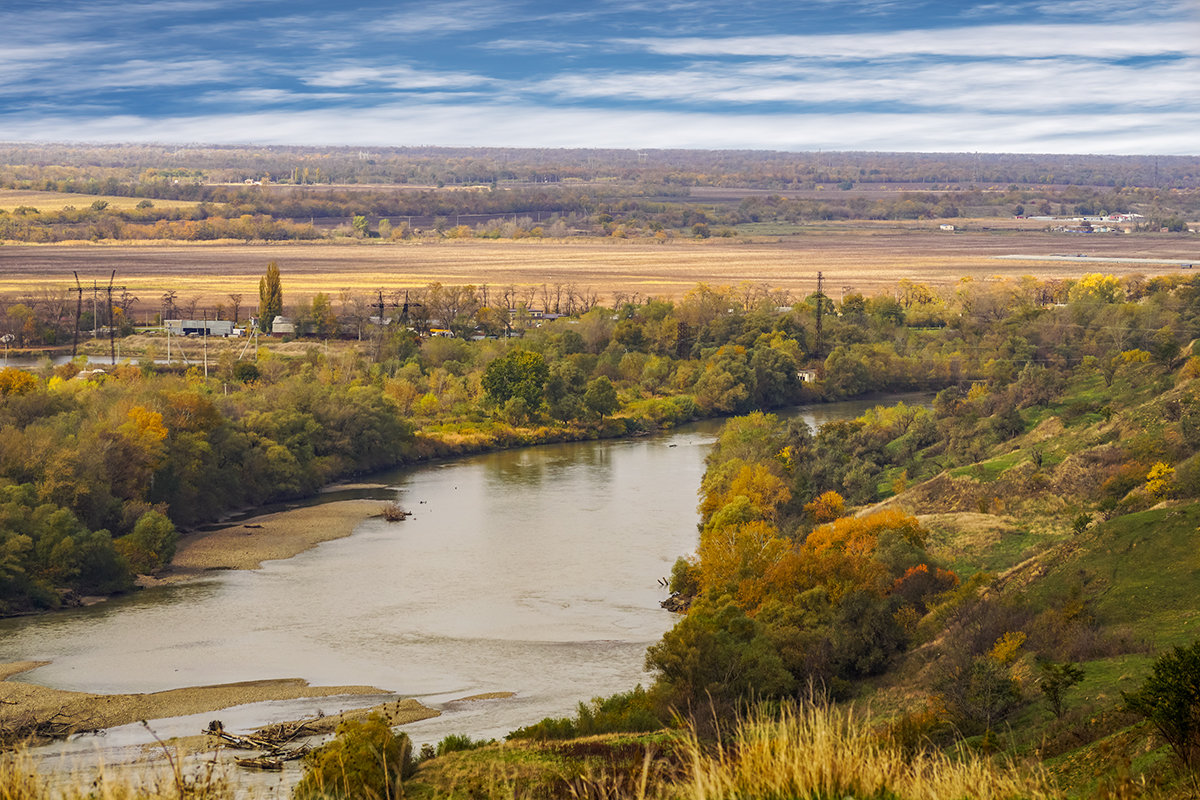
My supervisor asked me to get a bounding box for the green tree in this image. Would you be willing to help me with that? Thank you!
[481,350,548,410]
[583,375,619,418]
[352,215,369,238]
[1125,640,1200,771]
[258,261,283,333]
[1037,658,1084,719]
[645,594,793,722]
[308,292,338,338]
[115,510,178,575]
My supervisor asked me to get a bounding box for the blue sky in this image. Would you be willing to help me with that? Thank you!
[2,0,1197,154]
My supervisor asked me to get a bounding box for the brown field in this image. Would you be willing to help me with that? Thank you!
[0,189,196,212]
[0,229,1196,312]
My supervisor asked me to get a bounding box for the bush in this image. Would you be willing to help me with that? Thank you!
[294,713,413,800]
[509,686,664,741]
[1124,640,1200,771]
[435,733,488,756]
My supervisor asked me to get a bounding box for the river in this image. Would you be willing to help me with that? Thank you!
[0,395,923,785]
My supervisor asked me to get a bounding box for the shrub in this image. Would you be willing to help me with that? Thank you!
[1124,640,1200,771]
[509,686,664,741]
[294,713,413,800]
[436,733,489,756]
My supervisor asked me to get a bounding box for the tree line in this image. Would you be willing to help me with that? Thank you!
[4,269,1200,619]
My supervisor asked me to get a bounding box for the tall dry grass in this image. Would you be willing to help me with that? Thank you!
[4,704,1054,799]
[671,702,1054,800]
[0,748,228,800]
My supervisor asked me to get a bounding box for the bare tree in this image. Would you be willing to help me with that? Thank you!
[161,290,179,321]
[228,293,243,325]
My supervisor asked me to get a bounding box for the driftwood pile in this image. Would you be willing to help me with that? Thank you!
[0,707,101,748]
[380,501,409,521]
[204,719,312,771]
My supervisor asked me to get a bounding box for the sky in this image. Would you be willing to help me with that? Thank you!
[1,0,1198,154]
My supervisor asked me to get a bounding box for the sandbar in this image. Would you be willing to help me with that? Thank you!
[144,498,383,584]
[0,661,392,736]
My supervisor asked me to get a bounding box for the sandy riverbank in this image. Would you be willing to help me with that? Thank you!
[143,498,384,584]
[2,498,412,737]
[0,661,395,736]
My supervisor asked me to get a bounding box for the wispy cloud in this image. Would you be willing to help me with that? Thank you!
[479,39,589,54]
[374,0,518,35]
[5,104,1197,155]
[2,0,1197,154]
[535,56,1199,113]
[304,65,493,90]
[624,22,1197,59]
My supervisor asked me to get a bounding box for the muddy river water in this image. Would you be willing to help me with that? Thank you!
[0,397,921,785]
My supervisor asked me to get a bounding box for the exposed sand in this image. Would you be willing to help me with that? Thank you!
[2,499,411,738]
[0,661,390,735]
[143,498,383,584]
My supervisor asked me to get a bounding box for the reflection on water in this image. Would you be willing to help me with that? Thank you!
[0,395,927,751]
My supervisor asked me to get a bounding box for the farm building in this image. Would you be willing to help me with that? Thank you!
[165,319,235,337]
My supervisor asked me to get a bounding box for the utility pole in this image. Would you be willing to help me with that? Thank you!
[70,272,83,357]
[375,289,386,362]
[814,271,825,361]
[105,270,116,365]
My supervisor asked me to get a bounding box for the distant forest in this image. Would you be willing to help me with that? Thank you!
[3,144,1200,189]
[0,145,1196,243]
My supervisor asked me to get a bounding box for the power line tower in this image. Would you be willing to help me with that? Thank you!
[69,271,126,364]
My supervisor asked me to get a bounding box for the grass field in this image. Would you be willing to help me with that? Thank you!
[0,229,1195,314]
[0,189,197,212]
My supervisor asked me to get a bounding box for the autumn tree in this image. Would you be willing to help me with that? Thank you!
[258,261,283,333]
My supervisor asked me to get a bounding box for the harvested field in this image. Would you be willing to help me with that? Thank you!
[0,189,195,212]
[0,230,1195,309]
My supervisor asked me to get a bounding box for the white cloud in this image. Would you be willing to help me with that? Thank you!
[624,22,1198,60]
[535,56,1200,112]
[480,39,588,54]
[5,104,1198,155]
[304,65,493,90]
[374,1,517,35]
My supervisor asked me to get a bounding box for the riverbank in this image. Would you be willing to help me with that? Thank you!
[0,661,398,740]
[141,498,384,585]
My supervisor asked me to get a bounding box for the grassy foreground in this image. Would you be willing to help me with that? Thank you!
[1,703,1054,799]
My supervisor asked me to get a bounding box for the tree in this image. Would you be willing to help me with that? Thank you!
[1125,640,1200,771]
[481,350,548,410]
[308,292,338,338]
[227,293,243,325]
[645,594,793,723]
[258,261,283,333]
[116,510,178,575]
[352,215,369,238]
[1037,658,1084,719]
[583,376,619,418]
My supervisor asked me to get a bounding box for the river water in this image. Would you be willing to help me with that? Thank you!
[0,396,920,784]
